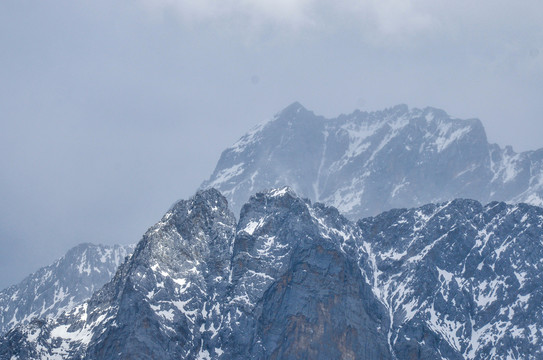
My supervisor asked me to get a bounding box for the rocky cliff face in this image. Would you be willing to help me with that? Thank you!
[202,102,543,219]
[2,188,542,359]
[223,188,390,359]
[357,199,543,358]
[0,243,133,335]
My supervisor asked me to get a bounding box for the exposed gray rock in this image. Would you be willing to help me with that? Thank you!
[202,102,543,219]
[357,199,543,359]
[0,243,133,335]
[3,188,543,359]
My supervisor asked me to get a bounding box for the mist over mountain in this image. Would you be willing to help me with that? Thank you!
[202,103,543,219]
[2,188,543,359]
[3,0,542,356]
[3,103,543,359]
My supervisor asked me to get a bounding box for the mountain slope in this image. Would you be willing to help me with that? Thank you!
[202,102,543,219]
[221,187,391,359]
[2,188,543,359]
[0,243,133,335]
[0,189,391,359]
[0,189,239,359]
[357,200,543,358]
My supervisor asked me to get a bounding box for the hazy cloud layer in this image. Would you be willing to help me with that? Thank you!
[0,0,541,289]
[141,0,542,46]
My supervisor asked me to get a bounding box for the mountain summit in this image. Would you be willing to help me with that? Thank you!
[202,103,543,219]
[0,243,133,335]
[2,188,543,359]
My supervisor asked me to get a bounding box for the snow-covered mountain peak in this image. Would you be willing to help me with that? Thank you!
[0,243,133,335]
[202,103,542,220]
[278,101,309,116]
[241,186,305,210]
[357,198,543,358]
[3,188,543,359]
[121,188,236,282]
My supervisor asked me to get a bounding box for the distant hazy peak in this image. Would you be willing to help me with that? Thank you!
[279,101,307,115]
[0,242,133,335]
[202,102,542,218]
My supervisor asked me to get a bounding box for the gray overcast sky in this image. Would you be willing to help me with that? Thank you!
[0,0,542,289]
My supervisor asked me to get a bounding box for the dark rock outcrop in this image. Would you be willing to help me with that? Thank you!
[3,188,543,359]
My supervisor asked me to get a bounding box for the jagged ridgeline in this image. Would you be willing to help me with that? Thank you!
[0,243,134,335]
[202,102,543,219]
[2,188,543,359]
